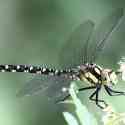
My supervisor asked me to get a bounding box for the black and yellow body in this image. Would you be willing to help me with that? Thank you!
[78,63,117,86]
[76,63,124,109]
[79,64,102,85]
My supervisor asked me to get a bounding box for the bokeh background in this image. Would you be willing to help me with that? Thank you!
[0,0,125,125]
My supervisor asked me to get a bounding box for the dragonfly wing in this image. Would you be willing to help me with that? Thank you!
[17,74,72,102]
[59,20,94,69]
[89,8,124,63]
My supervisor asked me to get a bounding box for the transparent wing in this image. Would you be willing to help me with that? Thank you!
[89,8,124,63]
[59,20,94,69]
[17,74,72,102]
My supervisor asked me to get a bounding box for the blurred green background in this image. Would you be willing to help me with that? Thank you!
[0,0,125,125]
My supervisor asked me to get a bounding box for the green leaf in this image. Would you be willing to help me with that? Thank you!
[63,82,98,125]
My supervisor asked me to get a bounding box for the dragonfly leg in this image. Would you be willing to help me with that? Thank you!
[78,86,96,91]
[56,86,96,103]
[104,85,125,96]
[89,85,108,109]
[55,94,70,103]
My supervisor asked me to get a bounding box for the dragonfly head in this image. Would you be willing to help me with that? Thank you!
[102,69,118,86]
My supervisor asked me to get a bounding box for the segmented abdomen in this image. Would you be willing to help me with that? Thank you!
[0,64,68,75]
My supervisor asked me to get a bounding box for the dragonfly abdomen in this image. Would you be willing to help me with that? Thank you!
[0,64,69,75]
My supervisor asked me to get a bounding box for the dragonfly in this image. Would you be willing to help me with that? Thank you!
[0,8,124,109]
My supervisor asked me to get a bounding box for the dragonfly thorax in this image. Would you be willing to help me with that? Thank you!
[78,64,118,86]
